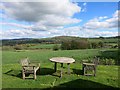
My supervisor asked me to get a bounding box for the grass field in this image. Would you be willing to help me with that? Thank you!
[88,38,118,43]
[2,49,102,64]
[2,48,119,89]
[28,44,61,49]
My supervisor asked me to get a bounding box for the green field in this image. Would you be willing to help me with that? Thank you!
[88,38,118,43]
[28,44,61,49]
[2,49,119,89]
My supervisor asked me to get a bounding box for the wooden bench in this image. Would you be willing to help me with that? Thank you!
[20,57,40,79]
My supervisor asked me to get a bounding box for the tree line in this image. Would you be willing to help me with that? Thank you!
[52,39,105,51]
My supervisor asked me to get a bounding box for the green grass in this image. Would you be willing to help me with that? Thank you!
[88,38,118,43]
[2,49,100,64]
[2,63,119,88]
[2,49,119,88]
[28,44,61,49]
[106,43,118,46]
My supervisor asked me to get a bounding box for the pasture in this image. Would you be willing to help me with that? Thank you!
[28,44,60,49]
[2,48,119,89]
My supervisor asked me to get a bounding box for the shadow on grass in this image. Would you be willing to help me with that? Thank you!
[39,68,55,75]
[48,79,117,89]
[39,68,62,78]
[72,68,83,75]
[4,69,22,78]
[48,78,118,89]
[4,68,56,79]
[2,78,118,90]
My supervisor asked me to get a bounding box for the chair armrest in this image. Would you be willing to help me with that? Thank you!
[83,63,95,66]
[29,63,40,67]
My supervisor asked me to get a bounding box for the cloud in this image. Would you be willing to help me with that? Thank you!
[2,0,82,33]
[86,29,117,37]
[83,10,119,30]
[1,26,82,39]
[98,16,108,20]
[81,2,87,12]
[1,29,52,39]
[41,15,81,27]
[0,2,5,9]
[1,2,118,39]
[29,16,81,31]
[83,2,87,6]
[113,10,119,18]
[3,1,81,22]
[62,26,81,36]
[1,22,31,29]
[99,31,118,37]
[1,25,118,39]
[71,27,118,38]
[80,10,118,38]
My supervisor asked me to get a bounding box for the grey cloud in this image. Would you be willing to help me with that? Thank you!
[2,1,81,33]
[3,1,81,22]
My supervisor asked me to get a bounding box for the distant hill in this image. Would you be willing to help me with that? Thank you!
[1,36,118,46]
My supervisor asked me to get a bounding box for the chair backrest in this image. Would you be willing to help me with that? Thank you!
[20,57,29,66]
[92,56,99,66]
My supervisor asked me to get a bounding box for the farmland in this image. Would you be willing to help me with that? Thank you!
[1,36,119,89]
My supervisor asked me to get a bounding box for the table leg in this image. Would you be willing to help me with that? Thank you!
[54,62,57,72]
[60,63,63,78]
[67,63,70,74]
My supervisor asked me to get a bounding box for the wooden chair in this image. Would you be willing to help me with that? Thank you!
[82,56,99,76]
[20,57,40,79]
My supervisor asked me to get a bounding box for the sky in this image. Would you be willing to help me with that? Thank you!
[0,0,119,39]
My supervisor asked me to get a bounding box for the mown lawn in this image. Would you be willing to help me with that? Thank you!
[2,49,119,89]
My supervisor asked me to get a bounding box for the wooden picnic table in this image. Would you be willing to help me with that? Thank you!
[49,57,75,78]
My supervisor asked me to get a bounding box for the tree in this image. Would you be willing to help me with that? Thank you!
[53,44,59,51]
[61,39,89,50]
[90,42,98,49]
[98,41,104,48]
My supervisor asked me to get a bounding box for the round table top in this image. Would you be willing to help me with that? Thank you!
[49,57,75,63]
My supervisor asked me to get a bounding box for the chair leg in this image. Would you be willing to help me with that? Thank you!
[82,65,84,75]
[84,67,86,75]
[22,70,25,79]
[34,71,36,80]
[82,64,86,75]
[94,67,96,76]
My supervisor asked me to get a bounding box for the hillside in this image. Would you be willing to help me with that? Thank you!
[1,36,118,46]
